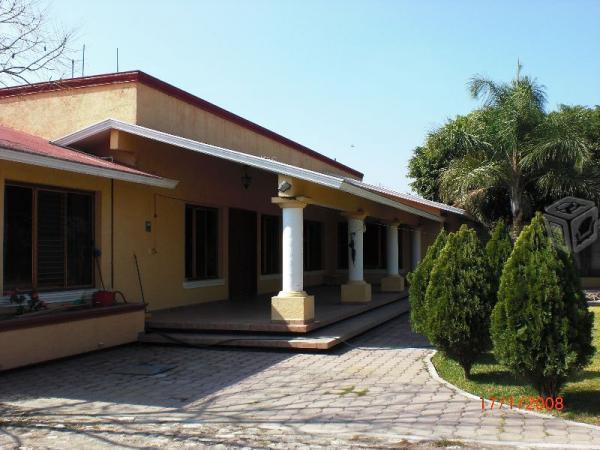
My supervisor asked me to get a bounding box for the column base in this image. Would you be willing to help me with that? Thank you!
[341,281,372,303]
[271,291,315,323]
[381,275,405,292]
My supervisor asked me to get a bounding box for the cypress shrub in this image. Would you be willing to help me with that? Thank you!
[490,213,595,397]
[407,229,448,334]
[485,220,513,300]
[425,225,492,378]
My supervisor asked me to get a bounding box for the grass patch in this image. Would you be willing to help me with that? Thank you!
[333,386,369,397]
[432,306,600,426]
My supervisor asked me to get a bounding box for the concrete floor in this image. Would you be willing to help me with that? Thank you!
[146,285,405,333]
[1,314,599,449]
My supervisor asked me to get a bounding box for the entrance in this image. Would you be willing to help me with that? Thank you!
[228,208,257,299]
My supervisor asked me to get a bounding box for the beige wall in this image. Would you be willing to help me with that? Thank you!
[135,83,358,179]
[0,81,453,313]
[0,84,138,139]
[582,277,600,289]
[0,80,359,180]
[0,310,144,371]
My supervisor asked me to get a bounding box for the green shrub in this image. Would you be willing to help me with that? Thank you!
[425,225,492,378]
[407,229,447,334]
[490,213,595,397]
[485,220,513,300]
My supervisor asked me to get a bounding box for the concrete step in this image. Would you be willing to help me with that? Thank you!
[139,298,409,350]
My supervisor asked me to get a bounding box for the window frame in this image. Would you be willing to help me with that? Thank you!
[303,219,323,271]
[4,181,95,292]
[185,204,220,281]
[364,222,387,270]
[260,214,281,275]
[337,221,348,269]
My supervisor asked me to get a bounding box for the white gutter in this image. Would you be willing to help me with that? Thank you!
[54,119,443,222]
[0,146,178,189]
[344,178,469,217]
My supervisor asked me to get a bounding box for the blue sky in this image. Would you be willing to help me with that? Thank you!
[51,0,600,193]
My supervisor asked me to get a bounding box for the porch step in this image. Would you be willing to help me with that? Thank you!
[138,298,409,350]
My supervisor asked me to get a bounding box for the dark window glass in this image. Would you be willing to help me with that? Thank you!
[261,215,280,275]
[364,222,387,269]
[185,207,193,279]
[67,193,94,286]
[304,220,322,271]
[4,185,33,290]
[398,228,404,271]
[37,190,66,288]
[185,205,219,280]
[337,222,348,269]
[4,184,93,291]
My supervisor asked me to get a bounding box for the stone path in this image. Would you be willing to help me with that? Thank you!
[1,314,599,449]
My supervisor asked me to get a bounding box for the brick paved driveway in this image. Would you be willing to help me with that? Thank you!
[1,314,600,449]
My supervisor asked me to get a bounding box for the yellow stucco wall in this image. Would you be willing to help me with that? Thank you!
[0,80,449,313]
[0,309,144,371]
[0,84,138,139]
[134,83,359,179]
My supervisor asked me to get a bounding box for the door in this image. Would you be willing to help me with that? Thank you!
[228,208,257,299]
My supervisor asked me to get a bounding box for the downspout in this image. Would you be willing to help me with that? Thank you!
[111,178,114,290]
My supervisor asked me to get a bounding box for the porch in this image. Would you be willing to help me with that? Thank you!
[146,285,407,333]
[142,285,409,349]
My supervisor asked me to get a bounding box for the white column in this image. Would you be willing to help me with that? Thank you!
[348,216,365,282]
[271,198,314,323]
[412,227,422,269]
[341,212,371,303]
[386,223,399,276]
[281,203,304,293]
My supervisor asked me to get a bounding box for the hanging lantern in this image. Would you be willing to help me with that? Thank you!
[241,165,252,190]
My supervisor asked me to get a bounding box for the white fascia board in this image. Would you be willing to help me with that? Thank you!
[340,181,443,223]
[345,178,468,216]
[54,118,343,190]
[0,147,178,189]
[54,119,443,222]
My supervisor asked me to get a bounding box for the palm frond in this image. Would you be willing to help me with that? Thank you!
[439,153,507,206]
[523,113,595,172]
[468,76,509,107]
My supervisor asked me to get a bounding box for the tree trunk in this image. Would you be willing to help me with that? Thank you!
[510,185,525,236]
[461,360,473,380]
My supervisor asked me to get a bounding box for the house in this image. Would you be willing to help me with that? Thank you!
[0,71,472,370]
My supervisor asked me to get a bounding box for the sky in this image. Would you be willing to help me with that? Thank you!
[49,0,600,194]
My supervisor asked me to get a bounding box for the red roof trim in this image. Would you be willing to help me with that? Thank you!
[0,71,364,179]
[0,124,164,179]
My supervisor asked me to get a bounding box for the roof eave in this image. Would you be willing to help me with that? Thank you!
[55,119,446,223]
[0,146,178,189]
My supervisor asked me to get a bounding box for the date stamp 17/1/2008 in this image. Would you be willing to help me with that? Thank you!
[481,396,564,412]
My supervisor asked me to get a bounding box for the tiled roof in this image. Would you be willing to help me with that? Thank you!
[0,124,160,178]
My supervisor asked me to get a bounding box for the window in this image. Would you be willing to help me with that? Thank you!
[304,220,322,271]
[185,205,219,280]
[261,214,280,275]
[337,222,348,269]
[364,222,387,269]
[4,183,94,291]
[398,228,404,271]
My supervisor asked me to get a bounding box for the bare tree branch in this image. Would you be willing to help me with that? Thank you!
[0,0,74,86]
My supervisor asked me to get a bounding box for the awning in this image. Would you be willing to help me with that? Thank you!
[55,118,467,222]
[0,124,178,189]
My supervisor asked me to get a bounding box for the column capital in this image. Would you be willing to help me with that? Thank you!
[271,197,307,209]
[341,210,368,220]
[386,220,402,228]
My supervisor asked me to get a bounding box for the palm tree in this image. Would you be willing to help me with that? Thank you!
[438,64,599,232]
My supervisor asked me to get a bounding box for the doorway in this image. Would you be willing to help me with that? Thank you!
[228,208,257,299]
